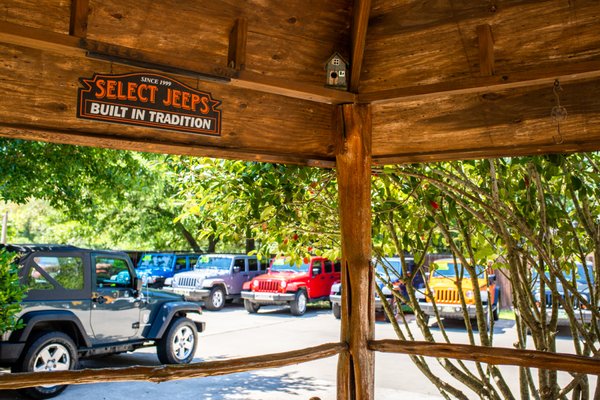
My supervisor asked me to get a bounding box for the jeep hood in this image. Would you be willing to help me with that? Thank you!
[428,277,487,291]
[256,271,308,281]
[143,287,184,302]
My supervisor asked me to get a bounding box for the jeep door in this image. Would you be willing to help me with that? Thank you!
[90,254,141,342]
[308,259,329,299]
[22,251,93,337]
[228,257,248,294]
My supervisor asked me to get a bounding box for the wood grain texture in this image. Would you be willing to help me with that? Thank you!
[228,18,247,70]
[370,340,600,375]
[2,0,70,34]
[0,43,337,163]
[336,104,374,400]
[69,0,89,38]
[371,78,600,163]
[361,0,600,93]
[476,24,494,76]
[0,342,347,390]
[349,0,372,92]
[85,0,352,87]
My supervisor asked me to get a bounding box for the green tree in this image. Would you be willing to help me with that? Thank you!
[0,139,201,251]
[0,248,25,334]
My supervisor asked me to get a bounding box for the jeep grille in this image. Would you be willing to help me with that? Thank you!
[434,288,459,303]
[177,277,198,288]
[256,280,280,292]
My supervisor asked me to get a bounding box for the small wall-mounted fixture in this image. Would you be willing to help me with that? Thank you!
[325,52,349,90]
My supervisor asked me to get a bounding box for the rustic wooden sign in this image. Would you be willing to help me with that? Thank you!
[77,72,222,136]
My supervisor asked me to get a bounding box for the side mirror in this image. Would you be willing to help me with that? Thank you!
[312,267,322,276]
[134,277,143,295]
[233,266,241,273]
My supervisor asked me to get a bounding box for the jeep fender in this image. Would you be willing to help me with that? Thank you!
[146,302,203,339]
[11,310,91,347]
[202,279,228,294]
[286,283,306,293]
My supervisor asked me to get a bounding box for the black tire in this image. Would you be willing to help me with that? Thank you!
[332,302,341,319]
[290,290,307,316]
[157,317,198,364]
[205,286,226,311]
[493,307,499,321]
[13,331,78,399]
[244,299,260,313]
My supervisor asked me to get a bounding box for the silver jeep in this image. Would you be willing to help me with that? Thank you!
[165,254,265,311]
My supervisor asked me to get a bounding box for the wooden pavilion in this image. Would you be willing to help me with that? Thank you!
[1,1,600,399]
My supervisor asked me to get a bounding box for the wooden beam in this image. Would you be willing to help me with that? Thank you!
[476,24,494,77]
[336,104,374,400]
[349,0,372,92]
[69,0,89,38]
[0,124,336,168]
[0,21,355,105]
[372,138,600,165]
[370,340,600,375]
[359,60,600,104]
[228,18,247,70]
[0,342,346,390]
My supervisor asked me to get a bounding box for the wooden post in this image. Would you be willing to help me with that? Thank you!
[336,103,374,400]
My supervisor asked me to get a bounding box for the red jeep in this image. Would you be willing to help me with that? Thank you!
[241,256,341,316]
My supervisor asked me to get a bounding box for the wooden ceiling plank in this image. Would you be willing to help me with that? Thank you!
[69,0,89,38]
[349,0,372,92]
[360,60,600,104]
[476,24,494,77]
[228,18,247,71]
[0,21,354,105]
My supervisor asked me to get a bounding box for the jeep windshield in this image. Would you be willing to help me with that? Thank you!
[534,262,594,285]
[137,254,175,272]
[194,256,232,271]
[374,259,402,281]
[431,261,485,279]
[270,258,310,273]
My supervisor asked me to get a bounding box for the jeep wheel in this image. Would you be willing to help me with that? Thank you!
[157,317,198,364]
[205,286,226,311]
[13,331,78,399]
[244,299,260,313]
[290,290,307,316]
[332,302,341,319]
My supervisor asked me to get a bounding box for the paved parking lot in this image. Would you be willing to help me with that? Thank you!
[0,303,593,400]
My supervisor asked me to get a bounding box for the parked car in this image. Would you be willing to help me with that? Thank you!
[329,257,423,321]
[418,258,500,323]
[533,261,594,326]
[241,256,341,316]
[163,254,265,311]
[0,244,205,399]
[135,252,201,288]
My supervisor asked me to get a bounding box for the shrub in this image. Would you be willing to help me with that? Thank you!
[0,248,25,334]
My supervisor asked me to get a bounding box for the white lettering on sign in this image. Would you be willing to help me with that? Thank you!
[89,102,129,118]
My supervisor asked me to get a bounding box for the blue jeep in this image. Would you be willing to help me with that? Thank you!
[135,252,202,288]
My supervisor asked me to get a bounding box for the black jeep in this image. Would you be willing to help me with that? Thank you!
[0,244,206,399]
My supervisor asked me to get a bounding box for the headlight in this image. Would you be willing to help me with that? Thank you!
[280,281,287,289]
[465,290,474,299]
[253,280,259,288]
